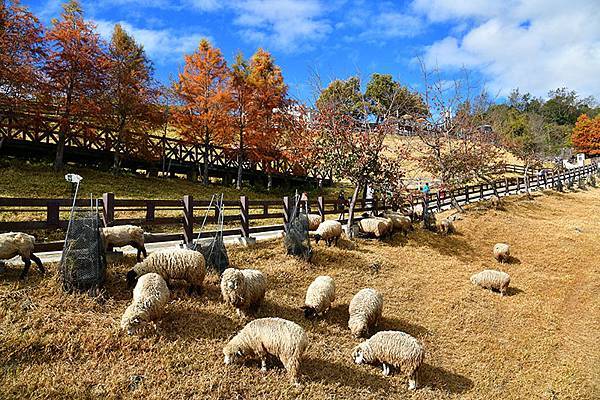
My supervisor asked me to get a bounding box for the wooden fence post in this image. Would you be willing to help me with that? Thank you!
[102,192,114,227]
[146,202,155,222]
[516,177,521,193]
[283,196,291,232]
[436,192,441,212]
[240,195,250,239]
[480,184,484,199]
[183,195,193,245]
[465,186,469,204]
[504,178,509,194]
[47,201,60,229]
[317,196,325,222]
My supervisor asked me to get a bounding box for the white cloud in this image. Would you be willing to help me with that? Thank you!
[94,20,210,64]
[357,12,423,41]
[414,0,600,98]
[230,0,332,52]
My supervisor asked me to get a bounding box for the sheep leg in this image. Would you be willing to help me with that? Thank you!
[30,254,45,275]
[0,260,5,274]
[408,369,419,390]
[283,356,301,385]
[334,236,339,246]
[382,363,390,376]
[130,242,143,262]
[19,257,31,280]
[260,358,268,372]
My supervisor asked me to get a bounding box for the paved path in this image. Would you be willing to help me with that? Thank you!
[2,229,284,267]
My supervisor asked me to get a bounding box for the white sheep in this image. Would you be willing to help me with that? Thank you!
[352,330,425,390]
[301,275,336,319]
[470,269,511,296]
[436,218,455,235]
[348,288,384,337]
[220,267,267,317]
[223,317,308,384]
[0,232,45,279]
[313,220,343,246]
[126,248,205,295]
[383,213,413,236]
[358,218,389,238]
[100,225,147,261]
[307,214,322,231]
[493,243,510,263]
[489,195,501,209]
[120,272,170,335]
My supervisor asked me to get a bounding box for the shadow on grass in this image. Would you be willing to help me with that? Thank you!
[303,357,392,391]
[505,286,524,296]
[421,364,474,394]
[379,316,430,338]
[413,230,478,262]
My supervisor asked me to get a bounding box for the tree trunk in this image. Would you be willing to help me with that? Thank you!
[236,127,243,190]
[346,182,362,238]
[450,191,464,212]
[113,119,126,171]
[524,165,532,199]
[54,122,67,171]
[267,174,272,191]
[203,127,210,185]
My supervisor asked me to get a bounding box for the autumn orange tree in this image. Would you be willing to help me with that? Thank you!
[172,39,231,184]
[105,23,162,168]
[43,0,108,170]
[572,114,600,156]
[0,0,45,110]
[245,49,289,186]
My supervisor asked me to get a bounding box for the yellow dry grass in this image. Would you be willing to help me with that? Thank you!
[1,188,600,399]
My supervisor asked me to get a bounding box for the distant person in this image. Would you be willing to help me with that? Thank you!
[337,191,347,220]
[422,182,430,195]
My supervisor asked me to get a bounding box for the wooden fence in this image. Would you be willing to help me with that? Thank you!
[0,110,331,186]
[0,163,597,253]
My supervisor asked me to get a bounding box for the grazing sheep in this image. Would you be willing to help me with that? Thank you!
[374,217,394,237]
[302,275,336,319]
[352,330,425,390]
[100,225,147,261]
[412,204,424,221]
[307,214,322,231]
[358,218,389,239]
[348,288,384,338]
[436,218,455,235]
[493,243,511,263]
[470,269,511,296]
[0,232,45,279]
[489,195,501,209]
[120,272,170,335]
[314,220,343,246]
[221,268,267,317]
[383,213,413,236]
[126,248,205,295]
[223,317,308,385]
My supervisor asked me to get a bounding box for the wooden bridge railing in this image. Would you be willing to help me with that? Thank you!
[0,111,331,183]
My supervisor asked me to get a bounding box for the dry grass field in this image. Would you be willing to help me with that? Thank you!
[1,188,599,399]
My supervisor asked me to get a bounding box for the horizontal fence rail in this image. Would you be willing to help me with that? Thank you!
[0,162,597,253]
[0,110,331,185]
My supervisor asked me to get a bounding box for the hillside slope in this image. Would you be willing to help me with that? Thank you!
[1,188,599,399]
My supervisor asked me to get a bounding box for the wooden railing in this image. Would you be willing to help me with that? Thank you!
[0,163,597,253]
[0,110,331,184]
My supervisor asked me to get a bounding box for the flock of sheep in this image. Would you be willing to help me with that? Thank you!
[0,200,515,390]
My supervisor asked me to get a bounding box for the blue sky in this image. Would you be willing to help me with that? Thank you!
[25,0,600,103]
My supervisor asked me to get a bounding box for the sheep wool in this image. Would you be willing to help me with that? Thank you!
[352,330,425,390]
[0,232,44,279]
[307,214,322,231]
[490,195,501,209]
[223,317,308,384]
[493,243,510,262]
[314,220,343,246]
[127,248,205,294]
[121,272,170,335]
[221,268,267,317]
[358,218,389,238]
[470,269,511,296]
[302,275,336,319]
[437,218,455,235]
[348,288,384,337]
[100,225,146,261]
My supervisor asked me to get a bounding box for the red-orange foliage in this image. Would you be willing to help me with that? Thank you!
[572,114,600,156]
[0,0,45,109]
[42,0,108,170]
[172,38,231,183]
